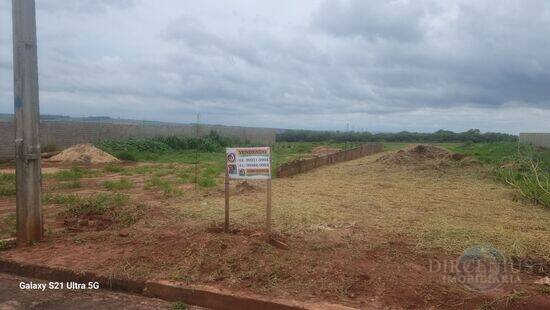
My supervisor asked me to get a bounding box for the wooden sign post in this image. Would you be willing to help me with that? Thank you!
[266,154,272,238]
[224,154,230,233]
[225,147,272,238]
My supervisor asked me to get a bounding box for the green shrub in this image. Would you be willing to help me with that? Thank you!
[96,131,244,161]
[116,150,138,161]
[454,142,549,209]
[494,146,550,208]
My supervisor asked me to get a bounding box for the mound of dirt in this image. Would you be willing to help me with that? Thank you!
[311,146,340,157]
[377,144,477,168]
[48,144,119,164]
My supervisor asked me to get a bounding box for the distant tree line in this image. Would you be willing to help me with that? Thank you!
[276,129,518,143]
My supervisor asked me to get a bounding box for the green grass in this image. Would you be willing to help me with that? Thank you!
[102,178,134,191]
[43,192,129,217]
[198,176,217,188]
[50,180,82,190]
[453,142,550,208]
[450,142,520,164]
[146,176,182,197]
[103,163,126,173]
[51,167,99,182]
[0,173,16,196]
[171,302,189,310]
[96,131,241,162]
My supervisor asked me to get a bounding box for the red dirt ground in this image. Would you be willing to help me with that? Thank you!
[1,159,549,309]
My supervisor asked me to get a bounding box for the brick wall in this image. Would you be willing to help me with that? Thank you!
[0,121,276,160]
[276,143,384,178]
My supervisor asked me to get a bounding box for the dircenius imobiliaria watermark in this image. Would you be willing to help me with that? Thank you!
[429,245,523,291]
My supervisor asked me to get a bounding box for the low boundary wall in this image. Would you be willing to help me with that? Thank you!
[519,133,550,148]
[0,120,276,160]
[277,143,383,178]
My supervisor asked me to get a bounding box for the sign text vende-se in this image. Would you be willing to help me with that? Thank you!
[226,147,271,180]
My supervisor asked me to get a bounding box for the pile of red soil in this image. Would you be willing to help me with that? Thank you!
[48,144,119,164]
[377,144,477,167]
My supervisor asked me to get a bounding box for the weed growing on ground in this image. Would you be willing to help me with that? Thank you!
[134,164,160,175]
[0,213,16,238]
[50,180,82,190]
[43,192,129,217]
[113,203,147,227]
[51,167,99,181]
[0,173,15,196]
[97,131,241,161]
[454,142,550,209]
[103,163,126,173]
[198,176,217,188]
[146,176,182,197]
[176,168,193,183]
[102,178,134,191]
[170,302,188,310]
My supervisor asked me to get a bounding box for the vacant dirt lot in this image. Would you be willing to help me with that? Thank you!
[1,148,549,309]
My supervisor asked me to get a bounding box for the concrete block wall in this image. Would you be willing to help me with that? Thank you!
[0,120,276,160]
[519,133,550,148]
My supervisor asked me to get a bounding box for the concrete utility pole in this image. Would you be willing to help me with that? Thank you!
[12,0,43,245]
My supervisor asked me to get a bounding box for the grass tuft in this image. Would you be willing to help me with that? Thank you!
[171,302,188,310]
[146,176,182,197]
[103,163,126,173]
[0,214,16,238]
[103,178,134,191]
[50,180,82,190]
[44,192,129,217]
[52,167,99,181]
[0,173,16,196]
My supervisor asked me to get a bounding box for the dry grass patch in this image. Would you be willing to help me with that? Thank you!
[188,153,550,260]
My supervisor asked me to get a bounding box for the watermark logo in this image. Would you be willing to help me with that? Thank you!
[457,245,506,291]
[430,245,522,292]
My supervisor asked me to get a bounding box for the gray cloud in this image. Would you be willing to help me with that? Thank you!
[0,0,549,133]
[312,0,434,42]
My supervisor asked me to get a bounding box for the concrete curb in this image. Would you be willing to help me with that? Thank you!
[0,258,356,310]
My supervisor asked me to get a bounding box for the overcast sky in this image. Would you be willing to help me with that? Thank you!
[1,0,549,133]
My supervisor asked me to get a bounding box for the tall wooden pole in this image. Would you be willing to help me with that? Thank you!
[12,0,43,245]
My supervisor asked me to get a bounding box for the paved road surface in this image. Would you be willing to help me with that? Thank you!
[0,272,206,309]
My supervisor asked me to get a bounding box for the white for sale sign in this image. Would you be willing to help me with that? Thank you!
[226,147,271,180]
